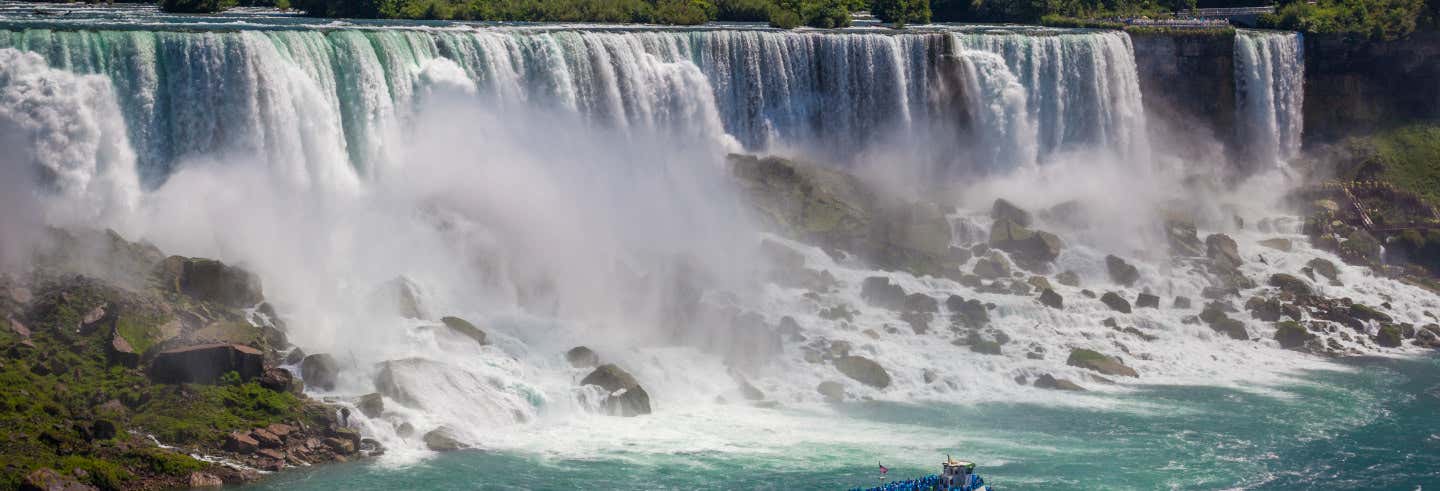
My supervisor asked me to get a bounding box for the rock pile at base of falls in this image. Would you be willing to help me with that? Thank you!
[1066,348,1138,378]
[581,364,653,417]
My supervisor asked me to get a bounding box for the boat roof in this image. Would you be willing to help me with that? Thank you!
[943,459,975,467]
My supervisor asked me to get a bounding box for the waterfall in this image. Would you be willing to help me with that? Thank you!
[0,26,1157,183]
[1234,29,1305,168]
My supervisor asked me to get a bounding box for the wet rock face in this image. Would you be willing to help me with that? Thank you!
[1038,289,1063,309]
[860,277,907,311]
[991,198,1032,228]
[149,343,264,384]
[301,353,341,391]
[1066,348,1138,378]
[1165,220,1205,257]
[565,346,600,368]
[1205,234,1242,269]
[817,381,845,402]
[1274,321,1316,349]
[580,364,652,417]
[423,428,467,452]
[1100,292,1132,314]
[155,256,263,308]
[1106,255,1139,287]
[1033,373,1085,391]
[440,316,488,346]
[834,355,891,388]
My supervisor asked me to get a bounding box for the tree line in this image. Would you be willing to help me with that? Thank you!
[159,0,1439,38]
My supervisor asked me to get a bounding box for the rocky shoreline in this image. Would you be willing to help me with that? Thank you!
[0,229,374,490]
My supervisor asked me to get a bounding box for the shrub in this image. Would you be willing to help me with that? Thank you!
[769,8,802,26]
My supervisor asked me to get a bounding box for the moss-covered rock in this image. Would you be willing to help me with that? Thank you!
[1274,321,1315,349]
[833,356,891,388]
[1269,273,1314,297]
[1375,324,1404,347]
[1065,348,1138,378]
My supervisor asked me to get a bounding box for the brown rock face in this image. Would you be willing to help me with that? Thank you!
[224,431,259,453]
[149,343,264,384]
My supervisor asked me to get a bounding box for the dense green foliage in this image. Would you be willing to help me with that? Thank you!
[872,0,930,25]
[159,0,236,13]
[1260,0,1428,39]
[1342,124,1440,204]
[289,0,856,26]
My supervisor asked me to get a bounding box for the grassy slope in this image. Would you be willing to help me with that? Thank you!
[1350,124,1440,204]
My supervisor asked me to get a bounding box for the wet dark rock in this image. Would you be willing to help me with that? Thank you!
[1173,296,1192,309]
[1038,289,1063,309]
[154,256,263,308]
[817,381,845,402]
[834,356,891,389]
[224,431,259,453]
[258,367,297,393]
[22,468,94,491]
[989,219,1063,267]
[904,293,939,313]
[301,353,341,391]
[1274,321,1315,349]
[1100,292,1132,313]
[972,252,1012,280]
[1205,234,1242,269]
[440,316,488,346]
[1376,324,1404,348]
[1066,348,1138,378]
[357,393,384,418]
[991,199,1032,227]
[1259,238,1292,251]
[1105,255,1139,287]
[1307,258,1339,282]
[1165,220,1205,257]
[1269,274,1313,297]
[581,364,653,416]
[1135,293,1159,309]
[1033,373,1085,391]
[565,346,600,368]
[1056,270,1080,287]
[860,277,907,311]
[969,340,1002,355]
[149,343,264,384]
[423,428,468,452]
[283,348,306,366]
[1246,296,1282,322]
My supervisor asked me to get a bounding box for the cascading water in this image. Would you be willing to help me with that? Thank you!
[0,7,1435,488]
[1234,29,1305,168]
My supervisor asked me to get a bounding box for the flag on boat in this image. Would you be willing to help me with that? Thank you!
[878,463,888,475]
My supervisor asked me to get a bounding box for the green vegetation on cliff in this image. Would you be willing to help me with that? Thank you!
[1261,0,1431,40]
[288,0,855,26]
[1340,123,1440,204]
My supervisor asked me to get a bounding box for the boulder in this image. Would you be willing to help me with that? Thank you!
[860,277,907,311]
[1375,324,1404,348]
[1165,220,1205,257]
[1339,229,1382,266]
[581,364,653,416]
[423,428,467,451]
[440,316,488,346]
[21,468,94,491]
[1135,293,1159,309]
[972,252,1012,280]
[1033,373,1085,391]
[1273,321,1315,349]
[565,346,600,368]
[817,381,845,402]
[1258,238,1292,252]
[1209,316,1250,340]
[1055,270,1080,287]
[1245,296,1282,322]
[374,276,427,320]
[1066,349,1138,378]
[904,293,939,313]
[223,431,259,453]
[357,393,384,418]
[834,356,891,388]
[301,353,341,391]
[108,329,140,368]
[258,367,297,393]
[155,256,263,308]
[969,340,1002,355]
[1307,258,1339,282]
[1268,274,1313,297]
[1173,296,1192,309]
[1105,255,1139,287]
[1038,289,1063,309]
[1100,292,1132,314]
[989,219,1062,265]
[149,343,264,384]
[1415,325,1440,348]
[991,198,1032,227]
[1205,234,1242,269]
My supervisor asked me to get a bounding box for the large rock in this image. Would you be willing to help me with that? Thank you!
[422,427,467,452]
[989,219,1063,266]
[1105,255,1139,287]
[1274,321,1315,349]
[258,367,297,393]
[860,277,907,311]
[440,316,488,346]
[357,393,384,418]
[374,276,427,319]
[149,343,264,384]
[816,381,845,402]
[1165,220,1205,257]
[1268,274,1313,297]
[155,256,263,308]
[1038,289,1063,309]
[1339,229,1382,266]
[729,154,953,276]
[565,346,600,368]
[834,356,891,388]
[580,364,653,416]
[1205,234,1242,269]
[991,198,1032,227]
[1100,292,1132,314]
[301,353,341,391]
[1307,258,1339,282]
[972,252,1012,279]
[1375,324,1404,347]
[1135,293,1160,309]
[1258,238,1292,251]
[1033,373,1085,391]
[1066,348,1138,378]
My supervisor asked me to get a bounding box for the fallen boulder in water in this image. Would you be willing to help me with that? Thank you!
[581,364,653,416]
